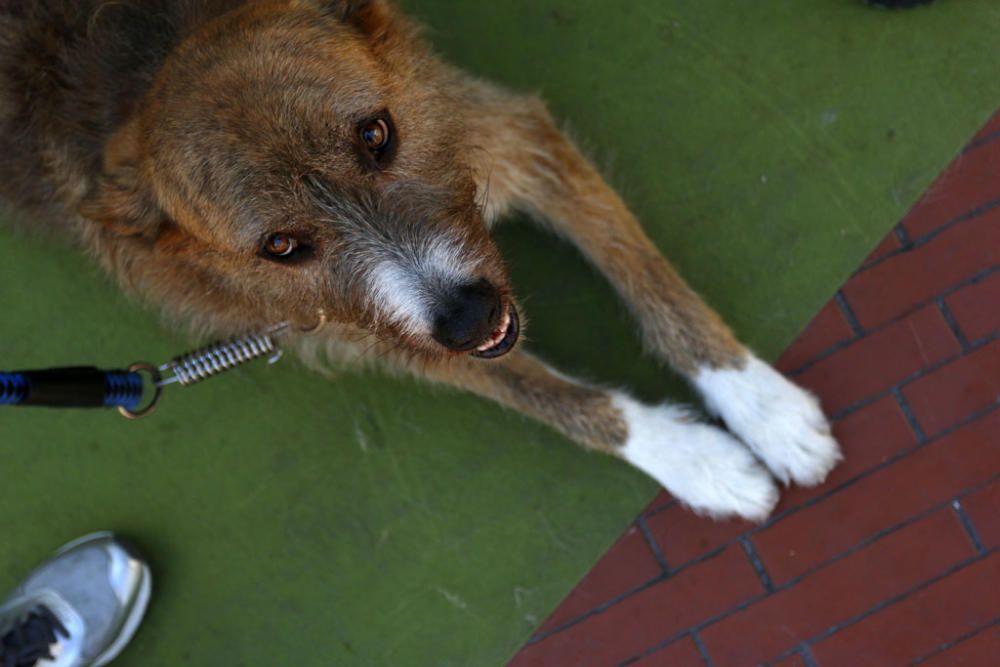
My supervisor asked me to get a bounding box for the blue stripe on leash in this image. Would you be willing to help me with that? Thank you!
[103,371,144,411]
[0,372,29,405]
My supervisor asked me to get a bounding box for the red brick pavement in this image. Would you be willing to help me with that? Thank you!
[509,111,1000,667]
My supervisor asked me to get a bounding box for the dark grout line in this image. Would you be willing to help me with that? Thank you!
[758,484,1000,665]
[892,387,927,444]
[828,391,887,422]
[526,546,729,644]
[800,549,997,653]
[643,497,677,518]
[799,643,821,667]
[962,125,1000,154]
[789,263,1000,379]
[691,631,716,667]
[858,195,1000,273]
[740,536,775,593]
[636,515,672,574]
[835,291,866,336]
[762,482,1000,590]
[828,327,1000,426]
[619,631,715,667]
[909,614,1000,665]
[936,296,971,352]
[785,336,858,380]
[621,589,771,666]
[952,499,987,556]
[894,223,914,248]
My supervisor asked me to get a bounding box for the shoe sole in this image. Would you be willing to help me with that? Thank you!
[55,531,153,667]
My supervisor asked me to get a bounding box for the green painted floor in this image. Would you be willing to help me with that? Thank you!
[2,1,999,665]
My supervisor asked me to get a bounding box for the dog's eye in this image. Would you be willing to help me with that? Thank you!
[360,117,392,154]
[361,118,389,150]
[263,232,299,258]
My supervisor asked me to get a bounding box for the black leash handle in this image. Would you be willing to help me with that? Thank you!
[0,366,158,418]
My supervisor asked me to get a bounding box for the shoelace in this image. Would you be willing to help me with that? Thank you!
[0,606,69,667]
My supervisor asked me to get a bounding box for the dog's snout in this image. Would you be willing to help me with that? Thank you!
[431,279,502,352]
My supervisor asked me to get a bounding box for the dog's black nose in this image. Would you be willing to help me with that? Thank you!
[431,279,502,352]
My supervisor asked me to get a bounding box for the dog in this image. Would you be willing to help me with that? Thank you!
[0,0,841,521]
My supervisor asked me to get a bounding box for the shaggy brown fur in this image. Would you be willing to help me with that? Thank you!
[1,0,838,519]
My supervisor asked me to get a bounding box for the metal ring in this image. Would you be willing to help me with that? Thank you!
[298,308,328,336]
[118,362,163,420]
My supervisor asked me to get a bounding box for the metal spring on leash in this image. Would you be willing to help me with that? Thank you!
[158,331,284,387]
[1,310,327,419]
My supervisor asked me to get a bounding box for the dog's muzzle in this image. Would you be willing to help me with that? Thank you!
[430,279,519,358]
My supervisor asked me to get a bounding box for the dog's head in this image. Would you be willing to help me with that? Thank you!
[82,0,519,359]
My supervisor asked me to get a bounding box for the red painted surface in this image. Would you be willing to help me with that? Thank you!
[509,113,1000,666]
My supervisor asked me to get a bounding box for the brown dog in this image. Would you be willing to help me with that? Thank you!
[0,0,840,520]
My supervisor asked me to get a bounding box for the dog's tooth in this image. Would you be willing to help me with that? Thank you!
[475,312,512,352]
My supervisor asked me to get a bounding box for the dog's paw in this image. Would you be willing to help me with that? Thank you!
[613,395,779,522]
[695,355,842,487]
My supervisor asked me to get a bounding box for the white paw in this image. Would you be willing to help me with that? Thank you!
[613,395,779,522]
[694,355,842,486]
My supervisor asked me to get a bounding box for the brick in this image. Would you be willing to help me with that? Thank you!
[700,511,973,667]
[644,507,752,570]
[812,553,1000,666]
[842,206,1000,329]
[918,624,1000,667]
[962,479,1000,550]
[794,305,960,415]
[508,548,762,667]
[775,395,916,510]
[945,271,1000,343]
[641,491,675,517]
[752,412,1000,584]
[861,231,903,267]
[535,524,663,634]
[769,655,806,667]
[901,140,1000,239]
[776,300,856,373]
[902,338,1000,437]
[631,636,705,667]
[644,397,916,569]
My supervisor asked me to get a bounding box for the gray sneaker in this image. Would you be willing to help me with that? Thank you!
[0,532,151,667]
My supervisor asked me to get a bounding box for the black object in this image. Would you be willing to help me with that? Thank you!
[0,605,69,667]
[0,367,142,410]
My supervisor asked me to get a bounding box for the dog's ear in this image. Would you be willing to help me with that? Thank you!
[80,168,164,237]
[316,0,374,21]
[302,0,398,42]
[78,119,165,236]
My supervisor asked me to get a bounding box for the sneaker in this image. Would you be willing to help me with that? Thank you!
[0,532,151,667]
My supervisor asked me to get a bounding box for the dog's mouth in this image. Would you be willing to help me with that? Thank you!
[470,306,520,359]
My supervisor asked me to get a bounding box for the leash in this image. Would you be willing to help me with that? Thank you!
[1,313,327,420]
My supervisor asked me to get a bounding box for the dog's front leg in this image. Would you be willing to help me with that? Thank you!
[423,351,777,521]
[466,91,840,487]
